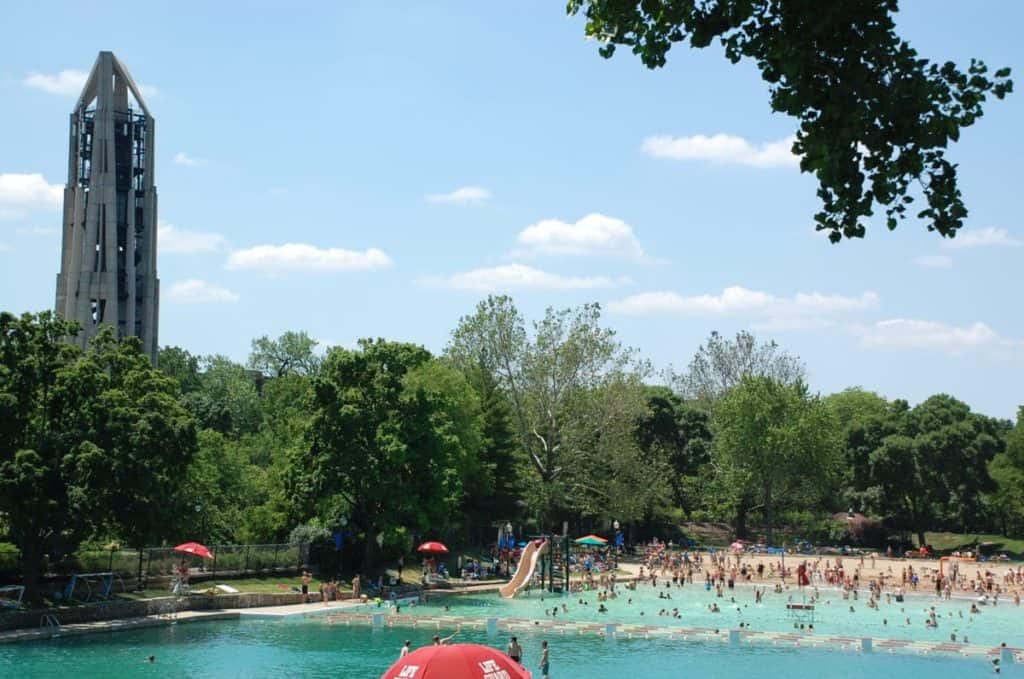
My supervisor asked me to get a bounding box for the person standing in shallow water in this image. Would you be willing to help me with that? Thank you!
[539,640,550,677]
[507,636,522,664]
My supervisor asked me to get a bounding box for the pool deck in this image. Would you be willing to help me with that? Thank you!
[0,610,240,644]
[236,599,369,618]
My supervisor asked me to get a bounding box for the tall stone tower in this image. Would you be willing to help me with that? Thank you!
[55,51,159,362]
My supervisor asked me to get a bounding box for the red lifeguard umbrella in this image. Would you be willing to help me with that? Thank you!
[175,542,215,560]
[417,541,449,554]
[380,643,531,679]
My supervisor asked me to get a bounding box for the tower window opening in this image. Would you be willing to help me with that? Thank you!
[90,299,106,324]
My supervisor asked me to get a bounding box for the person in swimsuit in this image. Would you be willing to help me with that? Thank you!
[539,640,550,677]
[507,636,522,664]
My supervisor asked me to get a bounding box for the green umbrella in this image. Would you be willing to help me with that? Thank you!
[574,535,608,546]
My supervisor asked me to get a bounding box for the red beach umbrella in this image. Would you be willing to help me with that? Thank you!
[380,643,531,679]
[416,541,450,555]
[174,542,215,560]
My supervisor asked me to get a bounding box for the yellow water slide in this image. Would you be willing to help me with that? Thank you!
[499,540,548,599]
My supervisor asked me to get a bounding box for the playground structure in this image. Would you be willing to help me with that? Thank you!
[61,572,125,602]
[0,585,25,608]
[499,540,547,598]
[541,534,571,593]
[938,555,977,578]
[499,535,572,598]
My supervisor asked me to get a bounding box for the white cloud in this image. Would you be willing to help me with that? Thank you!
[516,213,644,259]
[23,69,158,99]
[23,69,88,95]
[0,173,62,217]
[752,318,839,333]
[158,221,228,254]
[856,319,1022,355]
[641,134,799,168]
[166,279,239,303]
[425,264,627,292]
[173,152,206,167]
[914,254,953,269]
[425,186,491,205]
[608,286,878,318]
[942,227,1023,249]
[225,243,393,273]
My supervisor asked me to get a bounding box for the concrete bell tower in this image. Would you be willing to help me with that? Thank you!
[55,51,159,362]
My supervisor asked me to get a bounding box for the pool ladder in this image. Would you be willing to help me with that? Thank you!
[40,614,61,633]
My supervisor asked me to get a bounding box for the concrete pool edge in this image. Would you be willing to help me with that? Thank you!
[0,610,240,645]
[318,610,1024,666]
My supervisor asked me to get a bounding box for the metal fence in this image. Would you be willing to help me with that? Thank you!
[0,543,307,583]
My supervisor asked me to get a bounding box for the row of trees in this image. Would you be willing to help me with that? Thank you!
[2,301,1023,602]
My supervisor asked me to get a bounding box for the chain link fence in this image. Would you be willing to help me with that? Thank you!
[0,543,308,584]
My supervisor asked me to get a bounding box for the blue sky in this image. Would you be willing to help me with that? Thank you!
[1,1,1021,419]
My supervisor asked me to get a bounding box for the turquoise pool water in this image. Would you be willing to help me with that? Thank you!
[393,582,1024,648]
[3,583,1021,677]
[1,619,1019,679]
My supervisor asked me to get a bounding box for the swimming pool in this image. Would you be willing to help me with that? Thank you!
[3,582,1021,677]
[391,581,1024,649]
[2,618,1019,679]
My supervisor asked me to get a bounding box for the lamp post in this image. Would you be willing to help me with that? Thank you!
[194,503,205,544]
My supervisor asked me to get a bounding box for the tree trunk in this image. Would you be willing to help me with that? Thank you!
[734,498,749,539]
[764,482,774,548]
[916,530,927,549]
[21,540,43,605]
[363,528,378,576]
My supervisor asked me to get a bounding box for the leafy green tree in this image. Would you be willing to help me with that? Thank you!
[674,330,805,406]
[988,407,1024,537]
[157,345,202,393]
[714,376,841,545]
[860,394,1003,545]
[469,368,528,527]
[824,388,891,510]
[0,312,83,601]
[567,0,1013,242]
[288,341,480,572]
[635,386,711,515]
[674,330,804,533]
[0,314,196,599]
[184,355,262,436]
[60,329,197,584]
[248,330,322,378]
[404,359,516,537]
[448,296,659,528]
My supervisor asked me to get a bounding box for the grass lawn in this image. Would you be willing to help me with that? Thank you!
[118,575,352,601]
[921,532,1024,560]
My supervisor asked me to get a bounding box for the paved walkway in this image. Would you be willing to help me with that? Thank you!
[237,599,368,618]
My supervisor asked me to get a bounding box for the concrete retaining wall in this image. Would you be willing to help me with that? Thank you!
[0,592,311,632]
